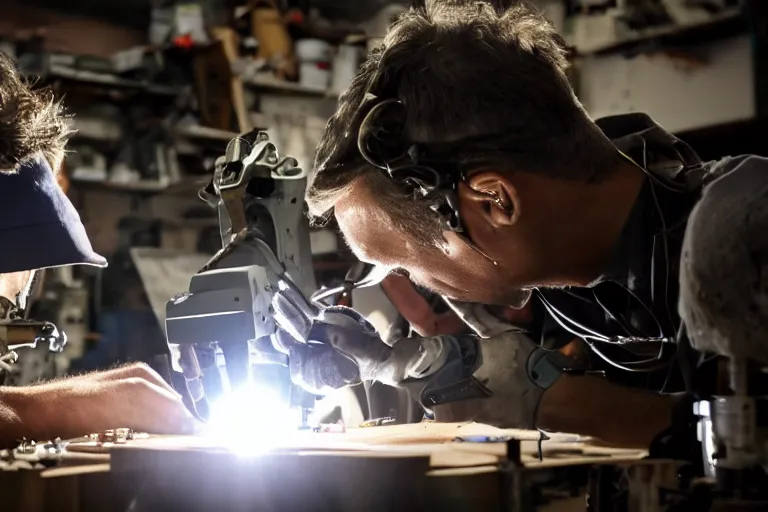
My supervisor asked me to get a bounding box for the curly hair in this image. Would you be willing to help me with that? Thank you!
[306,0,620,245]
[0,52,71,173]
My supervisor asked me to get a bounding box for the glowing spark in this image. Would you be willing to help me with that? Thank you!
[203,384,303,456]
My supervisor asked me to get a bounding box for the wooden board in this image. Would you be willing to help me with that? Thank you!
[93,421,646,470]
[1,423,648,512]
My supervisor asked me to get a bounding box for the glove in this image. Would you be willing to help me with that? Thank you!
[277,306,448,396]
[425,300,574,429]
[279,303,569,430]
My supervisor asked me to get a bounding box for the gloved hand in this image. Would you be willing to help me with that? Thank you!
[276,306,443,396]
[277,300,570,430]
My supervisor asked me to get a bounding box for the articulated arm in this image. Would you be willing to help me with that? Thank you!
[164,130,318,419]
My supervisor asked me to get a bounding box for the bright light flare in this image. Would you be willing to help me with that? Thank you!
[202,384,304,457]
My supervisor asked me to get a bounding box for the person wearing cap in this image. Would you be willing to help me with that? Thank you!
[0,53,198,445]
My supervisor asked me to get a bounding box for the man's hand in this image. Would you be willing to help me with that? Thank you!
[278,306,432,396]
[0,363,200,446]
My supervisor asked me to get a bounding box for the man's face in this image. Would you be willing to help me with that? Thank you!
[335,177,536,307]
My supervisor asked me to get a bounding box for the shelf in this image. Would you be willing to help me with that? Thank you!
[243,75,337,98]
[71,176,213,198]
[575,8,747,56]
[174,125,237,142]
[26,64,179,97]
[71,178,171,193]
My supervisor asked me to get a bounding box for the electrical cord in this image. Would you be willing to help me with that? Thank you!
[539,293,673,373]
[542,142,690,374]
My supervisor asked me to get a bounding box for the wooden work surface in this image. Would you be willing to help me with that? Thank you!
[92,421,646,470]
[3,423,648,511]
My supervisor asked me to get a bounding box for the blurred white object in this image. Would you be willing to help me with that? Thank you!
[579,35,754,132]
[0,42,15,60]
[295,39,331,62]
[109,164,142,184]
[542,0,566,34]
[365,4,408,52]
[68,148,108,182]
[112,47,145,73]
[175,3,209,44]
[299,62,331,90]
[130,248,213,329]
[331,45,362,96]
[573,10,623,53]
[309,229,338,255]
[295,38,331,91]
[663,0,730,25]
[150,7,173,46]
[70,116,123,141]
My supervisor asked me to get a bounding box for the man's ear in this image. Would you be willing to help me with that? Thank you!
[459,170,520,227]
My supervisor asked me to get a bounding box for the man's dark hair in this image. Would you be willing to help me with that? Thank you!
[0,52,70,174]
[307,0,620,245]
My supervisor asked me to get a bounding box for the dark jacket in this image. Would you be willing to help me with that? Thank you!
[536,113,744,393]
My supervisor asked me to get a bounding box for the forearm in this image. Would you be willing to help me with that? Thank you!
[538,374,673,448]
[0,387,36,446]
[0,383,93,446]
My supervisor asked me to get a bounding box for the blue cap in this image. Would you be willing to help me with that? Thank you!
[0,157,107,274]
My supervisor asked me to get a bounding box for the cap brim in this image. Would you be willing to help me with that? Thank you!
[0,217,107,273]
[0,156,107,274]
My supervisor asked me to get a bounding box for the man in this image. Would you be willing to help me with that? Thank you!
[0,53,197,445]
[285,1,768,448]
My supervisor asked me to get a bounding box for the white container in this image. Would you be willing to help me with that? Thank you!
[295,39,331,62]
[310,229,338,255]
[299,62,331,91]
[365,5,407,53]
[331,45,362,96]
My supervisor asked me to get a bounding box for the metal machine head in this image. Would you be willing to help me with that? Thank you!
[165,130,318,421]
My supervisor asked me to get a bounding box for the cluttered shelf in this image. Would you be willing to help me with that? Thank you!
[17,50,182,99]
[37,63,179,96]
[244,74,338,98]
[573,7,747,56]
[69,175,209,196]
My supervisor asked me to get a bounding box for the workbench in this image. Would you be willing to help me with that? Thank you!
[0,422,661,512]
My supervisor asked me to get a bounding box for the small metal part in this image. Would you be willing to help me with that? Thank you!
[314,422,346,434]
[1,321,67,353]
[11,437,65,465]
[537,430,550,461]
[90,428,137,445]
[359,417,396,428]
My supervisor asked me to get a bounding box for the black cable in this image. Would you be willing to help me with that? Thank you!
[538,292,673,373]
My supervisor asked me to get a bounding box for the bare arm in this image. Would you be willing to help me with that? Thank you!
[0,390,25,444]
[0,364,199,447]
